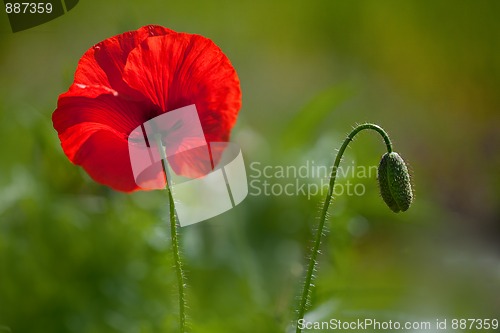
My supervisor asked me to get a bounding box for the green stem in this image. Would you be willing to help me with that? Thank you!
[296,124,392,332]
[168,185,186,332]
[154,134,186,332]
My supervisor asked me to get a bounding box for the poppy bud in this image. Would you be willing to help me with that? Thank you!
[377,152,413,212]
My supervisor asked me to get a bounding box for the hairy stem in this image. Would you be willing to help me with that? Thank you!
[168,185,186,332]
[155,134,186,332]
[296,124,392,332]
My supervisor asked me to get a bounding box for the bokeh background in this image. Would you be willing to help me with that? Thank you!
[1,1,499,332]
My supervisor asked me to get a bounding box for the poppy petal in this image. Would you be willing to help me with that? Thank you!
[54,88,158,141]
[69,128,139,192]
[74,25,174,98]
[53,90,162,191]
[122,33,242,142]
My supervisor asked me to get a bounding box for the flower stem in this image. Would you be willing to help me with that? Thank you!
[296,124,392,332]
[167,185,186,332]
[154,134,186,332]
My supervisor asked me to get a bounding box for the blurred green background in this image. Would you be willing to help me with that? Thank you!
[1,1,499,332]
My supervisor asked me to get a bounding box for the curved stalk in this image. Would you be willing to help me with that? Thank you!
[296,124,393,332]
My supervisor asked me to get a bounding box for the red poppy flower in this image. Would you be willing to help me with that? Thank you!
[52,25,242,192]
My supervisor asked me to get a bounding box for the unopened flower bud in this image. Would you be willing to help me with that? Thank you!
[377,152,413,213]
